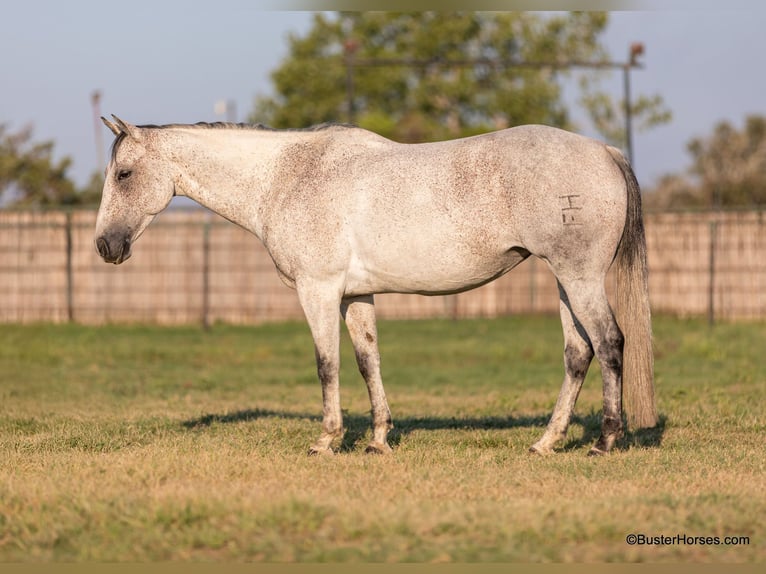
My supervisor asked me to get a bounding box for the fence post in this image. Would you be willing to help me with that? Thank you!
[202,216,211,331]
[529,257,537,312]
[708,219,718,327]
[444,294,459,320]
[65,211,74,322]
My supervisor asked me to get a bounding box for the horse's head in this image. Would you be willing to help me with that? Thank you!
[95,115,176,264]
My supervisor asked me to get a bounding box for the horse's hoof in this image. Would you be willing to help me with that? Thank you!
[587,446,608,457]
[307,446,334,457]
[364,442,393,455]
[528,444,554,455]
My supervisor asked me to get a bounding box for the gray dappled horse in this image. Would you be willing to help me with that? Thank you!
[95,116,657,456]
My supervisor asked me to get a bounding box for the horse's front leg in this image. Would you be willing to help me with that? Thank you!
[297,280,344,456]
[341,295,393,454]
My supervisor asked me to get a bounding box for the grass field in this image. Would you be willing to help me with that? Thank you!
[0,315,763,562]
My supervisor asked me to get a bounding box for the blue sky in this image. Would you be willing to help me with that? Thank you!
[2,5,764,190]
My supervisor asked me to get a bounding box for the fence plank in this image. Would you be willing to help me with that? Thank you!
[1,209,764,323]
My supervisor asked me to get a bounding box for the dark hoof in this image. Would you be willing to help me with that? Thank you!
[307,446,334,457]
[364,442,393,455]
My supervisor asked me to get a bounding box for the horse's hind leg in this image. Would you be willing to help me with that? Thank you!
[341,295,393,454]
[530,282,595,454]
[555,277,625,455]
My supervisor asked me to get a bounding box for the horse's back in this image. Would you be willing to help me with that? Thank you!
[265,124,629,296]
[349,125,627,249]
[333,126,626,294]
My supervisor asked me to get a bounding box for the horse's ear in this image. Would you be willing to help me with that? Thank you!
[110,115,141,141]
[101,116,121,136]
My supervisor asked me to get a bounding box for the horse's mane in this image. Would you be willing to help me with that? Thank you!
[141,121,356,132]
[109,121,357,161]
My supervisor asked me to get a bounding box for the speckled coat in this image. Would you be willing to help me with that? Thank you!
[96,117,656,457]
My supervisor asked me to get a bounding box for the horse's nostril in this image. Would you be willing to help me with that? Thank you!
[96,234,131,264]
[96,237,110,259]
[117,238,131,264]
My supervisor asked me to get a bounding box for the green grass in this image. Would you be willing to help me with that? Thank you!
[0,316,763,562]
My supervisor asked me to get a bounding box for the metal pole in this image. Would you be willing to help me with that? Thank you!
[343,38,359,124]
[344,39,358,125]
[444,294,458,321]
[345,61,355,124]
[91,91,105,170]
[623,42,644,168]
[623,64,634,167]
[65,211,74,323]
[529,257,537,312]
[708,219,718,327]
[202,217,211,331]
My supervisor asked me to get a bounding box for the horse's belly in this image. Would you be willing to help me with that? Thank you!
[344,243,527,297]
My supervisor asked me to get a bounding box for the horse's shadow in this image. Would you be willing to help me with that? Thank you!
[182,408,666,453]
[561,411,667,452]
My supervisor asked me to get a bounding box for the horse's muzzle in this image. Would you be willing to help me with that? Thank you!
[96,235,132,264]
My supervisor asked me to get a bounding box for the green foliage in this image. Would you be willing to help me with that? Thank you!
[579,80,672,148]
[0,124,74,206]
[0,124,100,208]
[646,115,766,209]
[253,12,670,148]
[253,12,608,141]
[76,171,106,207]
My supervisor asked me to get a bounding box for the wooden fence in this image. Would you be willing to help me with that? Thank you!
[1,208,764,325]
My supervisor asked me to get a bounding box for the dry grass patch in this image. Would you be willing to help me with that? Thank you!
[1,316,764,561]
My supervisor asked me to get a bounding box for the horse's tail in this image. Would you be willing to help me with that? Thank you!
[607,146,657,430]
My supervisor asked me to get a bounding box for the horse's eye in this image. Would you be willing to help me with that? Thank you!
[117,170,132,182]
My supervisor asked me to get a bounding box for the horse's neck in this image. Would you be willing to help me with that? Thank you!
[167,128,292,238]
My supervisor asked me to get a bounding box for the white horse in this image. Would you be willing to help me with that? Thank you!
[95,116,656,456]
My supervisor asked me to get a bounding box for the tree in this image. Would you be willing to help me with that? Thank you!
[579,81,672,150]
[252,12,670,147]
[646,115,766,209]
[77,171,106,207]
[0,124,99,207]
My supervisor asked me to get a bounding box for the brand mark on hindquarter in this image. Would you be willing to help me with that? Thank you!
[559,194,583,226]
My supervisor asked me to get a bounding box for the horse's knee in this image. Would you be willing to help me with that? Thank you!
[315,353,337,385]
[607,324,625,353]
[598,325,624,373]
[564,343,593,380]
[354,349,380,382]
